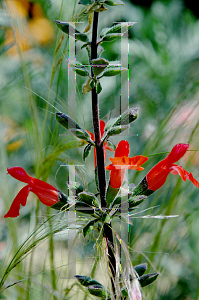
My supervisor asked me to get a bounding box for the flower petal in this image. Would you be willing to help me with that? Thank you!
[188,172,199,188]
[167,143,189,164]
[129,155,148,167]
[170,165,187,180]
[109,156,126,165]
[107,155,148,170]
[146,158,171,191]
[4,185,31,218]
[171,165,199,188]
[7,167,32,184]
[100,119,105,137]
[31,186,59,206]
[31,178,58,192]
[115,140,129,157]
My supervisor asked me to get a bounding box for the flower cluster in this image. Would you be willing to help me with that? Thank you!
[4,143,199,218]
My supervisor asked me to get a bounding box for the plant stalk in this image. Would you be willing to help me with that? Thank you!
[91,9,116,297]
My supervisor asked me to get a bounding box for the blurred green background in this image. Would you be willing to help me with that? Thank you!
[0,0,199,299]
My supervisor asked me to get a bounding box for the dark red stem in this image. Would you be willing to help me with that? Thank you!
[91,9,116,297]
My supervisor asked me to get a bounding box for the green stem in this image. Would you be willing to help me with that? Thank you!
[47,208,57,300]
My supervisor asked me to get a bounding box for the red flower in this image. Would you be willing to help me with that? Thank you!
[106,140,148,188]
[4,167,62,218]
[146,143,199,191]
[87,120,113,167]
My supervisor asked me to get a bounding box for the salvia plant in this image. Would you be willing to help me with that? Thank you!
[1,0,199,299]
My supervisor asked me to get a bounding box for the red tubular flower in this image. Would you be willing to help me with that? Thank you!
[4,167,65,218]
[146,143,199,191]
[87,120,113,167]
[106,140,148,188]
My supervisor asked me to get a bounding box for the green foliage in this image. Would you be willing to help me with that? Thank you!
[83,219,98,237]
[83,143,92,160]
[75,201,95,215]
[134,263,148,277]
[100,22,136,37]
[105,108,138,131]
[139,273,159,288]
[72,67,90,77]
[54,20,89,42]
[56,112,93,144]
[91,58,109,77]
[101,66,127,76]
[96,81,102,94]
[88,285,111,298]
[75,275,103,287]
[105,124,129,138]
[107,140,116,151]
[100,33,122,42]
[78,0,94,5]
[78,191,99,208]
[82,77,92,94]
[104,0,124,5]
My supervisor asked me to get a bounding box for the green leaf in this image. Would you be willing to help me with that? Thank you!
[102,67,127,76]
[134,263,148,277]
[70,129,91,141]
[56,112,82,130]
[112,108,139,126]
[54,20,79,35]
[76,201,95,215]
[83,219,97,237]
[75,275,102,287]
[72,67,90,77]
[86,44,91,61]
[54,20,89,42]
[91,58,109,76]
[111,194,145,208]
[97,44,104,57]
[56,112,93,143]
[106,124,129,137]
[100,33,122,42]
[99,27,110,37]
[78,192,99,208]
[88,285,111,299]
[104,118,118,132]
[107,140,116,151]
[75,33,89,42]
[121,287,128,297]
[129,195,147,210]
[90,80,95,89]
[100,22,136,37]
[78,0,94,4]
[82,78,92,94]
[96,81,102,94]
[106,185,119,207]
[139,273,159,288]
[83,144,92,161]
[81,43,90,49]
[132,177,154,197]
[104,0,124,5]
